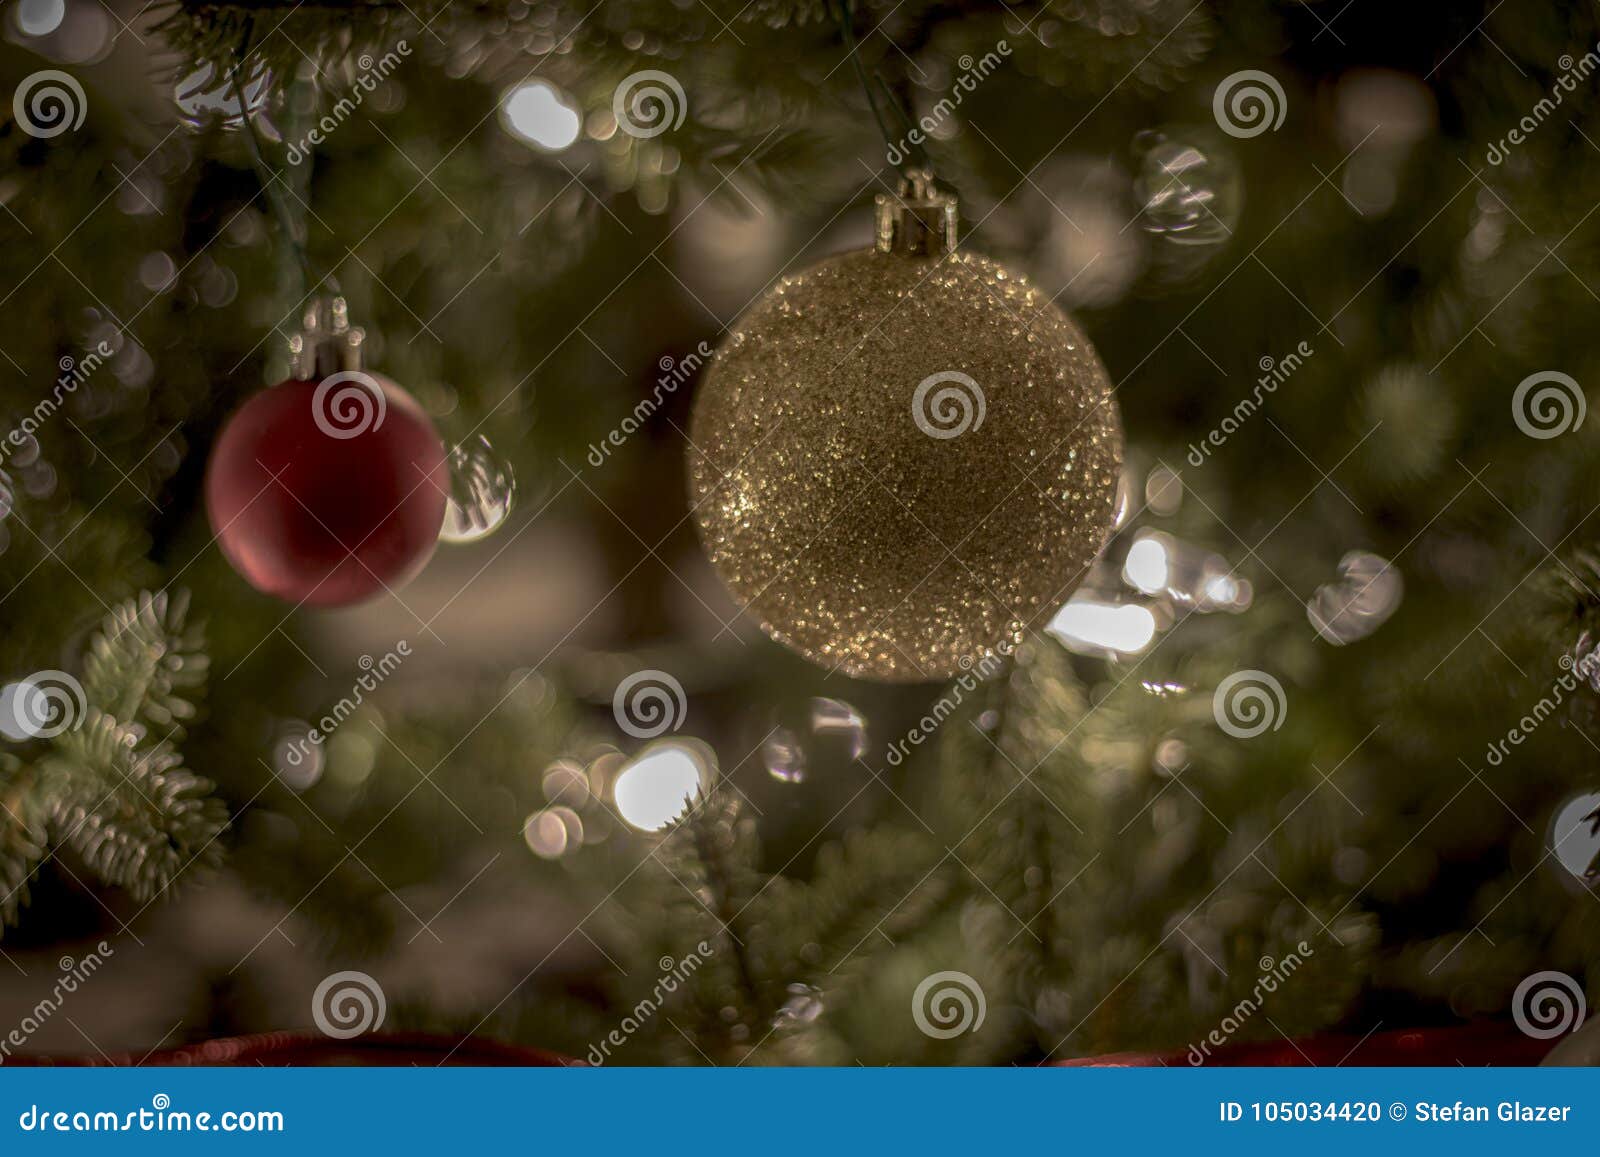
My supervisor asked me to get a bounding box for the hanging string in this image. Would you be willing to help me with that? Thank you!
[826,0,931,178]
[228,18,341,298]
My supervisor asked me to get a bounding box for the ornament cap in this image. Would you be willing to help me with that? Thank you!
[288,296,366,380]
[874,169,958,257]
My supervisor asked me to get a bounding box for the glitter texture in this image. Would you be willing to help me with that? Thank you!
[687,245,1123,682]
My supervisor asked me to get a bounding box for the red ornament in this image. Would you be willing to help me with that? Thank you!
[206,371,448,606]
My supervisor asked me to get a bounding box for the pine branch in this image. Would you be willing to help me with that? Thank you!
[46,713,229,903]
[0,757,45,928]
[82,589,208,744]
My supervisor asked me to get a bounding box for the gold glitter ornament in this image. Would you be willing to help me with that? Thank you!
[687,172,1122,682]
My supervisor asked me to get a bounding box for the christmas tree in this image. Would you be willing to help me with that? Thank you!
[0,0,1596,1066]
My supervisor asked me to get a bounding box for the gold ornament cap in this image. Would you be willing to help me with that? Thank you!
[288,296,366,380]
[874,169,958,257]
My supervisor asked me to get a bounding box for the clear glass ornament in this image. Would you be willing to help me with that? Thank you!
[762,726,806,784]
[1548,790,1600,890]
[1307,551,1402,644]
[439,435,516,543]
[175,61,274,132]
[1132,128,1239,284]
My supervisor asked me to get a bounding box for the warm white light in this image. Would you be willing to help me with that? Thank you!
[1047,595,1157,656]
[0,681,42,741]
[613,743,707,832]
[501,81,582,152]
[1122,534,1170,594]
[15,0,65,36]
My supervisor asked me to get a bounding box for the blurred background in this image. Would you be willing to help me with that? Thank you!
[1,0,1600,1065]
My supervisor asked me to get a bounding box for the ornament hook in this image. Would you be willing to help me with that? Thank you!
[874,168,958,257]
[288,296,365,380]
